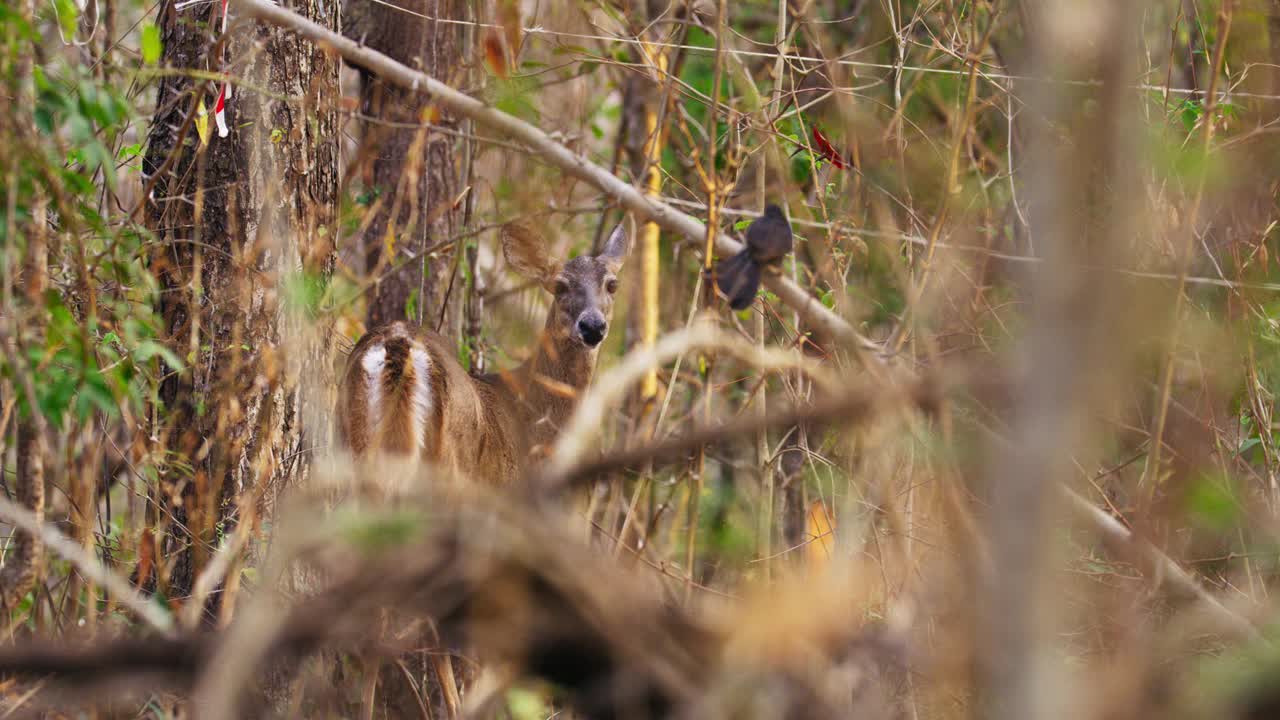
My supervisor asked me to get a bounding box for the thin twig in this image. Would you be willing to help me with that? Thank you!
[0,494,175,636]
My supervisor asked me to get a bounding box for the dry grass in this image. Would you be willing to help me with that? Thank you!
[4,1,1280,719]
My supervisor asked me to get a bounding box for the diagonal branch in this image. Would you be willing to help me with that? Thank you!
[0,494,176,636]
[234,0,883,366]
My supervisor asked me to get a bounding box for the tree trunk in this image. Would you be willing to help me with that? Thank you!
[1,201,46,615]
[141,0,339,602]
[341,4,465,714]
[344,0,463,332]
[0,0,47,616]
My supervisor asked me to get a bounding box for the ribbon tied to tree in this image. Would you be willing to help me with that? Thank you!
[174,0,232,138]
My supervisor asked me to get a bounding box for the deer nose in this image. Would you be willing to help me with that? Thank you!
[577,314,607,347]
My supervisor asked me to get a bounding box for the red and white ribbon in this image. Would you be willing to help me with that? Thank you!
[213,0,230,137]
[173,0,231,138]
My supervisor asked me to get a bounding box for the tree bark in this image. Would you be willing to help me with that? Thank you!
[1,203,46,614]
[141,0,339,600]
[0,0,47,616]
[344,0,463,332]
[341,7,465,714]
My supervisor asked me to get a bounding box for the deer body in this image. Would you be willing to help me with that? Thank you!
[337,222,631,484]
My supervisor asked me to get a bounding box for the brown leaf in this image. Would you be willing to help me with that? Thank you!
[135,529,155,589]
[805,501,835,569]
[420,104,442,124]
[498,0,522,66]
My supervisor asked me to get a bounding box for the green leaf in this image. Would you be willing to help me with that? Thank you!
[117,142,143,161]
[52,0,78,38]
[1237,436,1262,457]
[1186,475,1238,531]
[341,511,421,551]
[405,288,419,321]
[134,339,184,370]
[283,271,326,318]
[76,371,119,420]
[493,77,540,122]
[506,688,550,720]
[141,23,162,65]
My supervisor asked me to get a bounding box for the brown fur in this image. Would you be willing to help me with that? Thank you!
[336,222,631,484]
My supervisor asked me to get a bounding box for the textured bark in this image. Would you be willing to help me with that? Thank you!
[344,0,463,330]
[1,0,47,615]
[141,0,339,599]
[1,203,47,613]
[341,5,466,714]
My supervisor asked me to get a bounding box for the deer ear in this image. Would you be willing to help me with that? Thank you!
[599,223,631,269]
[501,222,561,290]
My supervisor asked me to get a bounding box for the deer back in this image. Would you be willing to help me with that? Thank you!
[337,321,526,483]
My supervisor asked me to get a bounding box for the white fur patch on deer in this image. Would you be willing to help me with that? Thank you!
[362,343,387,437]
[409,345,432,450]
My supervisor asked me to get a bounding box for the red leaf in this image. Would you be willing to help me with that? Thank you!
[811,126,848,170]
[483,30,508,78]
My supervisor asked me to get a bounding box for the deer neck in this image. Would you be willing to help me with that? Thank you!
[513,322,597,445]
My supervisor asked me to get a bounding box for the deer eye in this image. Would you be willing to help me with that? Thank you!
[605,278,618,294]
[554,279,569,296]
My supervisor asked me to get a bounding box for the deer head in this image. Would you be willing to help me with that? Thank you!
[502,221,631,349]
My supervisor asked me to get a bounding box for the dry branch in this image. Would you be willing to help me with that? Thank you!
[545,316,840,476]
[1058,485,1260,640]
[234,0,883,365]
[0,494,176,635]
[536,364,952,495]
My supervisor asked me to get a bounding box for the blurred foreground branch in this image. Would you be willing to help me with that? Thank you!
[0,498,855,719]
[537,359,963,495]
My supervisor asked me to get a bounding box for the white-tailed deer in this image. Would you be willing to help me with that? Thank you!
[337,221,632,483]
[336,221,629,719]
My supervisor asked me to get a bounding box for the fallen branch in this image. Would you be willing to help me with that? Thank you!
[538,360,1265,642]
[0,505,730,720]
[234,0,883,364]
